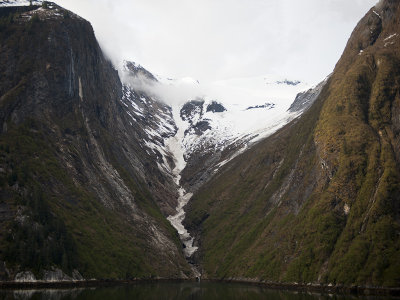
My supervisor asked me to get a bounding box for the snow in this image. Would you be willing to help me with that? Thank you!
[160,76,200,86]
[384,33,397,47]
[126,111,136,122]
[162,75,311,162]
[78,77,83,101]
[120,66,316,260]
[0,0,42,6]
[165,106,199,257]
[165,107,189,182]
[140,96,147,104]
[162,76,312,257]
[167,189,198,257]
[344,203,350,215]
[372,10,381,18]
[121,84,145,117]
[384,33,397,41]
[384,41,395,47]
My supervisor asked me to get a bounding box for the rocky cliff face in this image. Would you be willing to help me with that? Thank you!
[185,0,400,287]
[120,61,179,216]
[0,3,191,280]
[288,78,328,113]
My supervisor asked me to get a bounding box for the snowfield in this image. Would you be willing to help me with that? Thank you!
[159,74,313,163]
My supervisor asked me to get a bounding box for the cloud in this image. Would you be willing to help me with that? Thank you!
[55,0,377,84]
[120,70,204,106]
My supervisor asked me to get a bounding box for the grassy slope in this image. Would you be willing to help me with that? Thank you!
[185,2,400,287]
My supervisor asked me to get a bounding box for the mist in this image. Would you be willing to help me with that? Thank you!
[55,0,377,86]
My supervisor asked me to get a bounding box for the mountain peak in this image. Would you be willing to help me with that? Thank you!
[123,60,158,82]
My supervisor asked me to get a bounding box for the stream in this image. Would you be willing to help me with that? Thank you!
[165,106,200,276]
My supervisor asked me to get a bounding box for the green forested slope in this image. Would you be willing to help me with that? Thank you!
[0,5,191,280]
[185,0,400,287]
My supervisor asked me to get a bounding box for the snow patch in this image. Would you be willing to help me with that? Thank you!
[78,77,83,101]
[344,203,350,215]
[384,33,397,47]
[0,0,42,6]
[372,10,381,18]
[384,33,397,41]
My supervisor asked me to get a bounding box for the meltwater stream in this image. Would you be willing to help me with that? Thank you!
[167,187,197,258]
[165,106,199,275]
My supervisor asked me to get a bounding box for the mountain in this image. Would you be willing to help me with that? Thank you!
[1,0,398,289]
[152,75,321,193]
[120,63,323,266]
[0,2,192,280]
[185,0,400,287]
[0,1,318,281]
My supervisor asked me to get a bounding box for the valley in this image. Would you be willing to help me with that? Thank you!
[0,0,399,292]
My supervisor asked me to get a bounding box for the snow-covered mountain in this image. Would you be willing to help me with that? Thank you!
[120,62,325,190]
[159,74,326,191]
[119,61,325,262]
[0,0,327,271]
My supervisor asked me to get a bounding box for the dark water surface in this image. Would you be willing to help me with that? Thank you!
[0,282,392,300]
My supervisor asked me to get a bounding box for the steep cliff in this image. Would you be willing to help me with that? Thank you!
[185,0,400,287]
[0,3,191,280]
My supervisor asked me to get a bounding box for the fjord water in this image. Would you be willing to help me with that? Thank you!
[0,282,382,300]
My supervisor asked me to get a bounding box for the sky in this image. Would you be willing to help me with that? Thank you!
[55,0,378,85]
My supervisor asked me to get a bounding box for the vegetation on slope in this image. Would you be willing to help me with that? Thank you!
[0,6,190,280]
[185,0,400,287]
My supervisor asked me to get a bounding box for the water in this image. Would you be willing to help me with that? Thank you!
[165,105,199,262]
[0,282,389,300]
[167,188,198,258]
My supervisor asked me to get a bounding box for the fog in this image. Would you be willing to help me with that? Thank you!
[56,0,377,85]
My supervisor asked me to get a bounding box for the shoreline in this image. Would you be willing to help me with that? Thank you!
[0,278,399,297]
[0,278,192,290]
[216,279,400,297]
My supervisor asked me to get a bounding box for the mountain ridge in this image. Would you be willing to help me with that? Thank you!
[184,0,400,287]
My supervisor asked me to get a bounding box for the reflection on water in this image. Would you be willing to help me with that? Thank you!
[0,282,391,300]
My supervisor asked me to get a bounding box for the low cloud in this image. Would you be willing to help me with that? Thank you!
[56,0,377,85]
[120,71,205,106]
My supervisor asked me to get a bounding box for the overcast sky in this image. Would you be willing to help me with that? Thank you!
[56,0,377,85]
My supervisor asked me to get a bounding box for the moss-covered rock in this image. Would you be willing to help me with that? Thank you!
[185,0,400,287]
